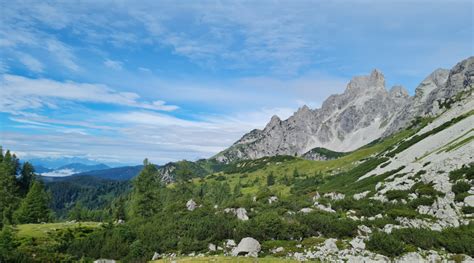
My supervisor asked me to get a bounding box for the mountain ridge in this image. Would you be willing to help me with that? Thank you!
[213,56,474,163]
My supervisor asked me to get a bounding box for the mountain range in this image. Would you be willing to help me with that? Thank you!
[214,57,473,163]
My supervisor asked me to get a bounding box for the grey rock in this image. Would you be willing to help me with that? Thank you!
[214,69,410,162]
[464,195,474,207]
[151,252,161,260]
[186,199,197,211]
[350,237,366,250]
[231,237,261,257]
[214,57,473,163]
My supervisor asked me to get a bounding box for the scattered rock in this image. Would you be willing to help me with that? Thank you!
[151,252,161,260]
[353,191,370,200]
[186,199,197,211]
[236,208,249,221]
[464,195,474,207]
[93,260,116,263]
[324,192,345,201]
[268,196,278,204]
[320,238,338,253]
[299,208,314,213]
[350,237,366,250]
[231,237,261,257]
[358,225,372,236]
[208,243,216,251]
[395,252,425,263]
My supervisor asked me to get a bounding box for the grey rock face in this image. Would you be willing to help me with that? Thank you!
[385,56,474,135]
[215,57,474,163]
[215,69,410,162]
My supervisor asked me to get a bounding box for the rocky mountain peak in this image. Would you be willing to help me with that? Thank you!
[389,85,409,99]
[214,57,472,163]
[265,115,282,130]
[346,69,385,93]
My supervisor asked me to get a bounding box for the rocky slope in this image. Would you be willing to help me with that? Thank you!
[214,57,474,163]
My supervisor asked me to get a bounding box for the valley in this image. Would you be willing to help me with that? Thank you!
[1,57,473,262]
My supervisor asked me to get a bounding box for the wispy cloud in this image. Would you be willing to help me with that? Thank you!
[0,75,178,114]
[17,52,44,73]
[104,59,123,70]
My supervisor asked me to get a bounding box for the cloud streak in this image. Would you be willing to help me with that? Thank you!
[0,74,178,114]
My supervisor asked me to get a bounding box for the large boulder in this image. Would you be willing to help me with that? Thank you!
[464,195,474,207]
[93,260,116,263]
[231,237,261,257]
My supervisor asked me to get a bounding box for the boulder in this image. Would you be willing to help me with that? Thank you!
[268,196,278,204]
[186,199,197,211]
[320,238,338,253]
[231,237,261,257]
[464,195,474,207]
[225,239,236,248]
[357,225,372,235]
[93,260,116,263]
[395,252,425,263]
[236,208,249,221]
[151,252,161,260]
[350,237,366,250]
[299,208,314,213]
[208,243,216,251]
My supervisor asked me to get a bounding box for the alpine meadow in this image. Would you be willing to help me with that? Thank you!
[0,1,473,263]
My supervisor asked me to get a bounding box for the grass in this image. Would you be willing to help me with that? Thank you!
[186,128,413,198]
[15,221,100,241]
[151,256,302,263]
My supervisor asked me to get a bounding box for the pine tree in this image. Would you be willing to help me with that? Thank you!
[14,180,51,224]
[131,159,160,218]
[267,171,275,186]
[0,158,19,227]
[19,162,36,195]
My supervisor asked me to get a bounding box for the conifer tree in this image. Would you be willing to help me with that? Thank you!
[0,153,19,227]
[14,180,51,224]
[131,159,160,218]
[19,162,36,195]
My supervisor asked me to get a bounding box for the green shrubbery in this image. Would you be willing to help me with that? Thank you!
[385,190,409,201]
[452,181,471,202]
[367,224,474,257]
[297,211,358,238]
[366,232,405,257]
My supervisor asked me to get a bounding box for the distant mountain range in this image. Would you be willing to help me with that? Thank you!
[39,164,143,182]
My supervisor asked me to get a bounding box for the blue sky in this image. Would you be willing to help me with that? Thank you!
[0,0,472,165]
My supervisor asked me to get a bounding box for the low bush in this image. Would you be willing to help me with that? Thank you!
[409,196,435,209]
[385,190,409,201]
[462,206,474,214]
[366,231,405,257]
[452,181,471,195]
[392,228,440,250]
[298,211,358,238]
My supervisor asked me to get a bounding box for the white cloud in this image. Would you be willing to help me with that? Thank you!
[104,59,123,70]
[46,39,79,71]
[0,74,178,113]
[17,52,44,72]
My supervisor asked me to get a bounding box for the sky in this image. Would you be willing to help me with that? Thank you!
[0,0,473,166]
